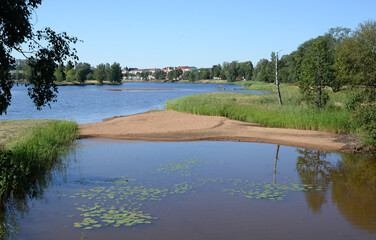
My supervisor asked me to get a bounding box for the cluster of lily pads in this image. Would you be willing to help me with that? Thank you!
[65,158,323,230]
[223,180,323,200]
[157,158,223,177]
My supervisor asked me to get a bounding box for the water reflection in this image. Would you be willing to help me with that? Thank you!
[296,149,376,232]
[296,149,332,213]
[0,154,71,239]
[331,153,376,233]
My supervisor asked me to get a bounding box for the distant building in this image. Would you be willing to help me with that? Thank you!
[148,68,161,74]
[177,66,196,73]
[162,67,175,74]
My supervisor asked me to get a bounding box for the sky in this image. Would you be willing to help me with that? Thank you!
[21,0,376,69]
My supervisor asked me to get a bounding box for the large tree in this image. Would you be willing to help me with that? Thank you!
[296,35,335,109]
[109,62,122,83]
[335,21,376,90]
[94,64,106,84]
[0,1,79,114]
[335,21,376,147]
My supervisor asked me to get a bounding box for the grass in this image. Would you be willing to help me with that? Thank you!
[0,119,77,198]
[235,81,300,93]
[166,92,353,134]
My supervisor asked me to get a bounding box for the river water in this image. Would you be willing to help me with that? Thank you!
[1,83,375,240]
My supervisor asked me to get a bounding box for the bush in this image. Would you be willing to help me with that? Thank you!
[350,104,376,149]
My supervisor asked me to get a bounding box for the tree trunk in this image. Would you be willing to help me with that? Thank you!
[273,145,280,185]
[276,52,283,105]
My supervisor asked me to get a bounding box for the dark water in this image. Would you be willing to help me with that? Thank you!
[1,82,264,123]
[4,140,375,240]
[1,83,375,239]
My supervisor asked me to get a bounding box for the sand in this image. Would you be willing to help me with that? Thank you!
[78,110,361,153]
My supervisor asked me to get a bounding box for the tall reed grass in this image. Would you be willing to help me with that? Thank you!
[166,92,353,134]
[0,120,77,198]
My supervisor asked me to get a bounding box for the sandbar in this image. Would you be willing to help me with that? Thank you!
[78,110,361,153]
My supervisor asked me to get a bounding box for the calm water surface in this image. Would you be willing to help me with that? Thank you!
[1,83,375,239]
[1,82,262,123]
[10,140,376,240]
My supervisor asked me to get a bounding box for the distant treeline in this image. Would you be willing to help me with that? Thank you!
[11,61,123,85]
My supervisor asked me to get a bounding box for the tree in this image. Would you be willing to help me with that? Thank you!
[54,64,66,82]
[66,69,76,82]
[240,61,254,80]
[168,69,183,81]
[225,61,239,82]
[335,21,376,148]
[75,62,92,83]
[213,64,222,78]
[200,68,210,80]
[182,71,190,80]
[65,60,74,72]
[0,1,79,114]
[94,64,106,84]
[252,59,269,82]
[189,70,197,82]
[296,36,335,109]
[335,21,376,90]
[140,71,150,80]
[105,63,111,81]
[75,68,87,84]
[109,62,122,83]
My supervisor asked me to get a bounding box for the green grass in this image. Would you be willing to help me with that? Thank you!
[235,81,300,93]
[166,92,353,134]
[0,120,77,198]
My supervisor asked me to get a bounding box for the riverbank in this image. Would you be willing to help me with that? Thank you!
[0,120,77,198]
[78,110,360,153]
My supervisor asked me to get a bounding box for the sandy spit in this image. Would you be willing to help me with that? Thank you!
[78,110,361,153]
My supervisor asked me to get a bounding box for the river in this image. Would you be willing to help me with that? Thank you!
[1,83,375,240]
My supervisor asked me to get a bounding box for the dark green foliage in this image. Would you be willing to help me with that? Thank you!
[94,64,106,84]
[252,59,271,82]
[199,68,210,80]
[334,21,376,149]
[182,70,190,80]
[109,62,123,83]
[189,70,197,82]
[153,71,166,80]
[54,64,66,82]
[75,68,87,84]
[335,21,376,89]
[351,104,376,148]
[86,73,94,80]
[212,64,222,78]
[167,69,183,81]
[75,62,92,83]
[0,1,79,114]
[65,60,74,72]
[296,36,335,109]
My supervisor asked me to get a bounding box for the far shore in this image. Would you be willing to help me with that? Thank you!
[78,110,362,153]
[104,88,178,91]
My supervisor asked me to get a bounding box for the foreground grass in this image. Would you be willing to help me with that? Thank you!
[166,92,353,134]
[0,120,77,198]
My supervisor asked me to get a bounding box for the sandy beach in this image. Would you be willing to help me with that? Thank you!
[79,110,360,153]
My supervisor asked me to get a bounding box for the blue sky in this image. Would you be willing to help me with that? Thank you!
[26,0,376,68]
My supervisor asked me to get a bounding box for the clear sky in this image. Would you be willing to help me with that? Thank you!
[27,0,376,69]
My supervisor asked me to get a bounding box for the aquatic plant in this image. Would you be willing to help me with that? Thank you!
[66,158,324,230]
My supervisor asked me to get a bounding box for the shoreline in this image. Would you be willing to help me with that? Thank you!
[78,110,362,153]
